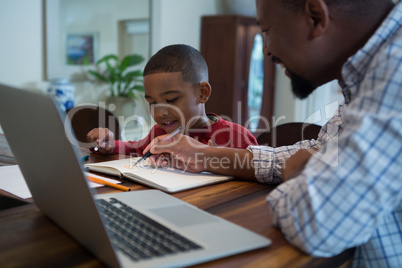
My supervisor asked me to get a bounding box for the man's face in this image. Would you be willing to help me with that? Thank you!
[256,0,321,99]
[144,72,204,133]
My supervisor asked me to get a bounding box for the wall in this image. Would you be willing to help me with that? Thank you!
[151,0,224,54]
[0,0,43,134]
[150,0,343,127]
[43,0,150,110]
[293,80,344,126]
[60,0,148,59]
[272,68,295,125]
[47,0,149,80]
[274,68,343,127]
[0,0,325,135]
[0,0,43,89]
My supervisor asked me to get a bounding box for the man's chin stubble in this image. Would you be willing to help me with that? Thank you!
[289,71,316,100]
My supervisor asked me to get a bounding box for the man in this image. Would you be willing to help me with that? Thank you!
[145,0,402,266]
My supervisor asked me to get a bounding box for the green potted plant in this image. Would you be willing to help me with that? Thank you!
[88,54,146,129]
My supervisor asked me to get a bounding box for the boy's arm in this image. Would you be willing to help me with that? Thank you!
[210,120,258,149]
[113,139,147,156]
[113,125,165,156]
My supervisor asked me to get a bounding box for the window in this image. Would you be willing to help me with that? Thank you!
[247,34,264,132]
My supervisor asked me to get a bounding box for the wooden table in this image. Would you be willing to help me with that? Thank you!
[0,134,354,267]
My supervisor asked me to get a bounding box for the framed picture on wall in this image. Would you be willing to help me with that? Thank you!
[45,0,101,80]
[45,0,150,81]
[65,33,98,66]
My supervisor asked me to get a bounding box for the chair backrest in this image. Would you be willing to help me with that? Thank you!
[66,105,120,147]
[257,122,322,147]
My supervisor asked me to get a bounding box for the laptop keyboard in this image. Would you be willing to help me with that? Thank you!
[95,198,203,262]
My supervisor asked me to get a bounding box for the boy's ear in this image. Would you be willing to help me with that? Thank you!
[305,0,329,38]
[198,81,211,103]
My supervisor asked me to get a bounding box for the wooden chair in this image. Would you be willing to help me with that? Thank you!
[66,105,121,146]
[257,122,322,147]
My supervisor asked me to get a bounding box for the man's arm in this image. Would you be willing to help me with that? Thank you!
[146,103,345,183]
[281,148,318,181]
[201,146,256,180]
[248,102,344,184]
[266,99,402,258]
[147,134,257,180]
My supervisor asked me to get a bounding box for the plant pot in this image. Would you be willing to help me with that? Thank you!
[105,96,138,129]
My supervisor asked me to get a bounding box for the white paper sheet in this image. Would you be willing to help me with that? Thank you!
[0,165,31,199]
[0,165,121,199]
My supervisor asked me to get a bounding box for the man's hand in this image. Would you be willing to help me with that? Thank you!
[144,134,257,180]
[144,134,209,173]
[282,148,318,181]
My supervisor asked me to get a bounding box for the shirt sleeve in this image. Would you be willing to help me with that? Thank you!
[113,137,150,156]
[247,102,345,184]
[207,118,258,149]
[228,123,258,149]
[266,81,402,257]
[113,125,163,156]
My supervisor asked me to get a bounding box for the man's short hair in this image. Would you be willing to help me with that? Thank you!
[280,0,379,13]
[144,44,209,84]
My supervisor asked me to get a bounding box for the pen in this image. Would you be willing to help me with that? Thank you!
[86,175,131,192]
[90,138,105,152]
[133,126,183,167]
[90,146,99,152]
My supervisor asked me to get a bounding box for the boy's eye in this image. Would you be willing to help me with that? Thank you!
[166,97,179,103]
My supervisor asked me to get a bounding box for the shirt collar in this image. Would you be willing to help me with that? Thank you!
[340,2,402,103]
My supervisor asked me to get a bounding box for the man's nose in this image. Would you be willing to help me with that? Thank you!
[262,34,272,57]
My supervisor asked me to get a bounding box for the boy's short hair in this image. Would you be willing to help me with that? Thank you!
[143,44,209,84]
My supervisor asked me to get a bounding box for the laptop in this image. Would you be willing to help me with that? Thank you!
[0,84,271,268]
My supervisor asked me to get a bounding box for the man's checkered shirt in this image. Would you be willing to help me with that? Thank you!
[247,2,402,267]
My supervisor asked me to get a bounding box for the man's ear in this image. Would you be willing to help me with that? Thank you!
[305,0,329,38]
[198,81,211,103]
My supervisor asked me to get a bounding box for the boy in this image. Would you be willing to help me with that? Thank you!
[87,44,257,155]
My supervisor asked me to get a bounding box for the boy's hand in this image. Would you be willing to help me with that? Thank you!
[282,148,318,181]
[86,127,115,154]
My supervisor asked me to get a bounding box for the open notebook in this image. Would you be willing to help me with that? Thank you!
[85,158,232,193]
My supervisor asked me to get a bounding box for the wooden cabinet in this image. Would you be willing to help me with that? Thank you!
[201,15,275,132]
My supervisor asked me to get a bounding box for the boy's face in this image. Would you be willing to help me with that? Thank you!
[144,72,206,133]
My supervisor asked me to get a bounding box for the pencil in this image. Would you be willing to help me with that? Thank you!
[86,175,131,192]
[133,126,183,166]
